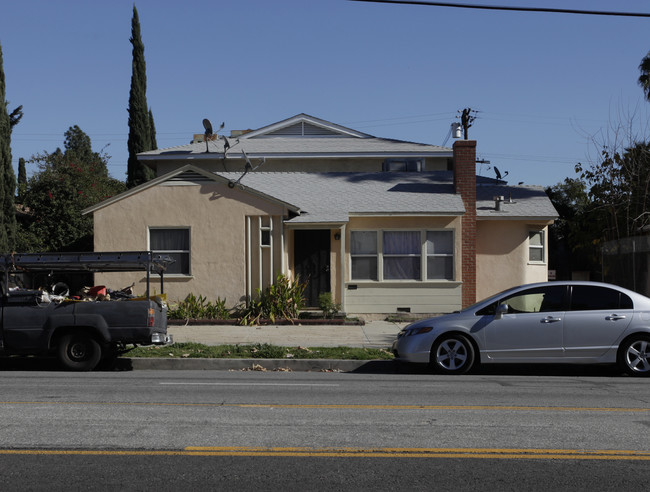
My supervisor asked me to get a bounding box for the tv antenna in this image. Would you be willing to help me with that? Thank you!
[228,149,266,189]
[458,108,478,139]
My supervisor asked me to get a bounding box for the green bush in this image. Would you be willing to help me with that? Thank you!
[318,292,341,318]
[168,293,230,320]
[239,274,306,325]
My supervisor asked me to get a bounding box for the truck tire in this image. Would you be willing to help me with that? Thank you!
[57,331,102,371]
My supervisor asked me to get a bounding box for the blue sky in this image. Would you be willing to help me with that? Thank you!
[2,0,650,187]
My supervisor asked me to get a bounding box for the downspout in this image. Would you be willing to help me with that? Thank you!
[246,216,252,303]
[258,216,263,290]
[339,224,347,313]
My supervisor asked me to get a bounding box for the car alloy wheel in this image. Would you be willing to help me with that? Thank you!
[431,334,475,375]
[619,336,650,377]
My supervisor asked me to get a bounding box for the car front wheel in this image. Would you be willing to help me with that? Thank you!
[618,335,650,377]
[431,334,475,375]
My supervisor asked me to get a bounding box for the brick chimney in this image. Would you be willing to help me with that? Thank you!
[453,140,477,308]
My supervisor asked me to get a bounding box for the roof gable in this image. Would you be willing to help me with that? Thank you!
[82,165,300,216]
[240,113,371,139]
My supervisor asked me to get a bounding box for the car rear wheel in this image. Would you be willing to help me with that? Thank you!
[431,334,475,375]
[618,335,650,377]
[57,331,102,371]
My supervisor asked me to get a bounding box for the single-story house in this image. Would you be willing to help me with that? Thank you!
[83,114,558,315]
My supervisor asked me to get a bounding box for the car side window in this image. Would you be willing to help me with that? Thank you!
[570,286,633,311]
[499,286,565,314]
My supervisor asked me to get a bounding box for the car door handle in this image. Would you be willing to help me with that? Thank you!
[606,314,626,321]
[542,316,562,323]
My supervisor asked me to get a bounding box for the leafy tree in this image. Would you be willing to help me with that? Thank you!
[127,5,155,188]
[546,178,602,279]
[0,42,16,253]
[17,126,125,252]
[576,143,650,241]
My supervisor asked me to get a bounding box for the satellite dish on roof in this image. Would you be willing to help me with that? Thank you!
[202,119,213,153]
[203,119,213,135]
[494,166,509,181]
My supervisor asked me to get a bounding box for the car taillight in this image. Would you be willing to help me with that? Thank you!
[148,308,155,327]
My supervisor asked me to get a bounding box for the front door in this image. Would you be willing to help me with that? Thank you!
[294,230,331,307]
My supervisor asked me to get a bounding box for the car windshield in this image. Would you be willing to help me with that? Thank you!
[460,288,514,314]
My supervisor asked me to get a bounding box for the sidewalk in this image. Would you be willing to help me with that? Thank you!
[167,320,409,349]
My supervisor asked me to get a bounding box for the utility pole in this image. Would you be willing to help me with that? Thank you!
[459,108,477,139]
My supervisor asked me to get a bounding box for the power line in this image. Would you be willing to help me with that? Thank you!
[349,0,650,18]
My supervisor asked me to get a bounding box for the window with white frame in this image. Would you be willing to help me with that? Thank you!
[383,231,421,280]
[350,231,378,280]
[426,231,454,279]
[150,228,190,275]
[529,230,545,263]
[350,230,454,281]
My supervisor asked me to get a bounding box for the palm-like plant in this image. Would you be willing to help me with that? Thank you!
[638,52,650,101]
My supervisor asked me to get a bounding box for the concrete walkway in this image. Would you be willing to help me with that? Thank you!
[167,320,410,349]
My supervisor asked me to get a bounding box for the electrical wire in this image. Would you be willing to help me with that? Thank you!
[349,0,650,18]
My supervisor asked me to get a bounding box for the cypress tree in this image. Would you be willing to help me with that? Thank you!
[17,157,26,201]
[149,108,157,150]
[126,5,155,188]
[0,43,15,252]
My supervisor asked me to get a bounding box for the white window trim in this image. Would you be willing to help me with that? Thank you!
[349,229,455,282]
[148,226,192,277]
[528,230,546,265]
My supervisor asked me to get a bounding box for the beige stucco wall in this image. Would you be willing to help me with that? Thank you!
[476,220,551,301]
[93,181,287,307]
[343,216,463,314]
[154,156,450,176]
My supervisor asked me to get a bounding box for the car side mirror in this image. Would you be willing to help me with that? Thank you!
[495,303,508,320]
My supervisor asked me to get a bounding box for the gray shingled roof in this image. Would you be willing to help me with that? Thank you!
[476,183,558,219]
[139,113,451,159]
[215,171,557,224]
[139,136,451,159]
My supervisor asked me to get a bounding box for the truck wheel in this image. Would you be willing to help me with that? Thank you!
[57,332,102,371]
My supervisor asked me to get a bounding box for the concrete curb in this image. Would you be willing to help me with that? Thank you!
[118,357,398,373]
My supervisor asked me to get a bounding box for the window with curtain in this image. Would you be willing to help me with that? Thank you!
[426,231,454,280]
[350,229,455,281]
[350,231,378,280]
[149,228,190,275]
[529,230,545,263]
[383,231,421,280]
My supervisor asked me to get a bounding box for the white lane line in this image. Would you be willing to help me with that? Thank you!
[160,382,340,387]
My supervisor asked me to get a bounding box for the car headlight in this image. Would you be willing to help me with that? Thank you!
[400,326,433,337]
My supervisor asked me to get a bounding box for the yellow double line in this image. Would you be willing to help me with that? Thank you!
[1,447,649,460]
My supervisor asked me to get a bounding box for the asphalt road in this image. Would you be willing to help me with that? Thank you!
[0,370,648,490]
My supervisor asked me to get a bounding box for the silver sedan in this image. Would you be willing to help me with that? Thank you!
[392,281,650,376]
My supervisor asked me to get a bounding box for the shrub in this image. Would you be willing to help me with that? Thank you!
[318,292,341,319]
[168,293,230,320]
[239,274,306,325]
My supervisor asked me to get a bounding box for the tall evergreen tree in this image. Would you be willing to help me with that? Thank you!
[148,108,157,150]
[0,42,15,252]
[126,5,155,188]
[17,157,26,201]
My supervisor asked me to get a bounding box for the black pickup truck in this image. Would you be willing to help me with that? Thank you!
[0,251,173,371]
